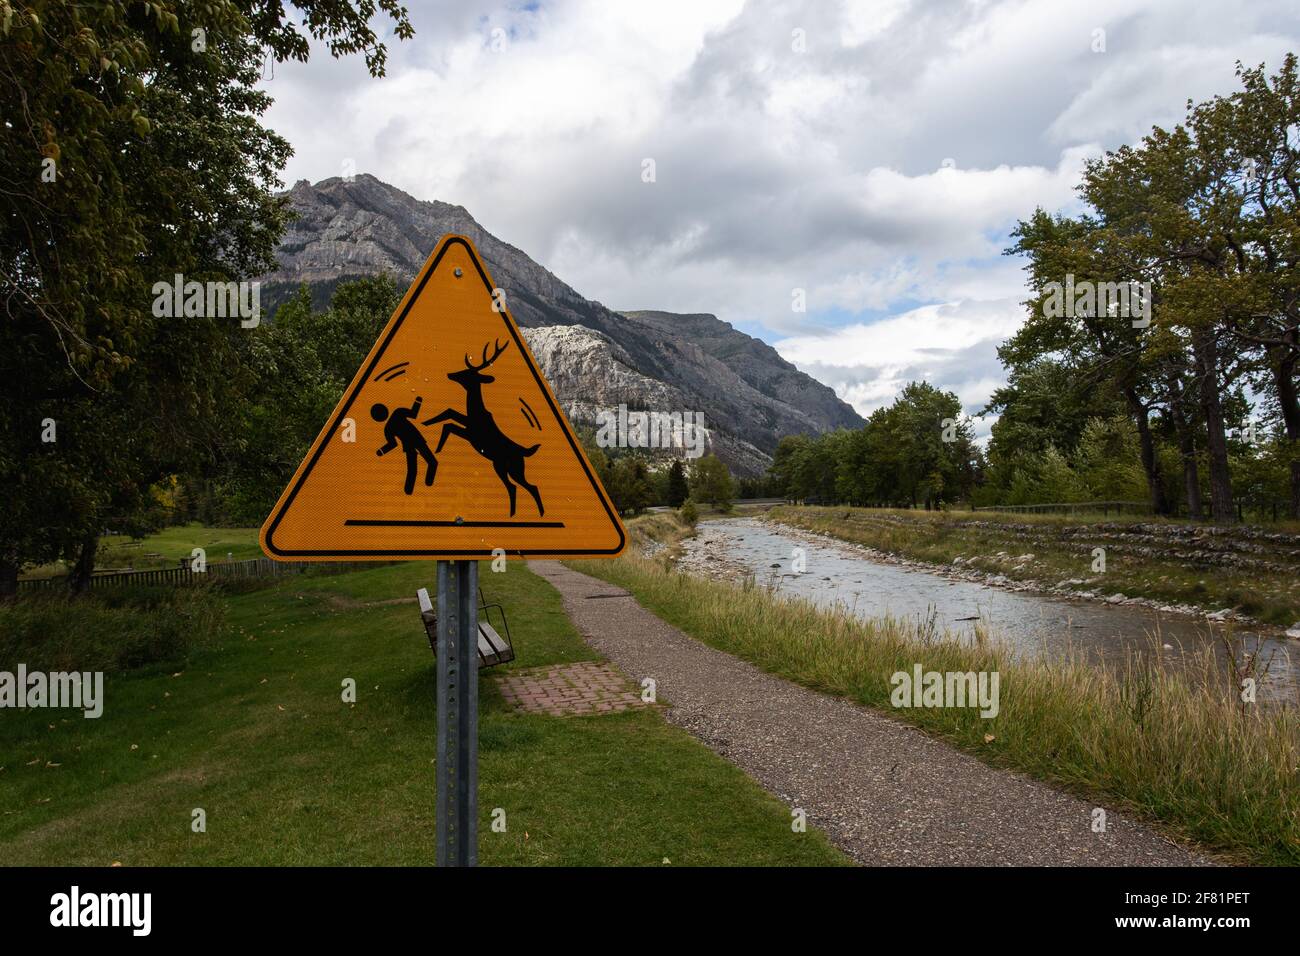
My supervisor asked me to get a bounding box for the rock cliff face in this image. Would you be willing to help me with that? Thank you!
[519,325,773,477]
[260,174,864,475]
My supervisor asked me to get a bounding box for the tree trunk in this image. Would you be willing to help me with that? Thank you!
[1165,373,1202,519]
[0,559,17,600]
[1193,330,1235,523]
[67,533,99,595]
[1124,388,1170,516]
[1273,344,1300,520]
[1182,434,1203,520]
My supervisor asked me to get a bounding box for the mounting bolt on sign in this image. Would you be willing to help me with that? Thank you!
[260,234,626,866]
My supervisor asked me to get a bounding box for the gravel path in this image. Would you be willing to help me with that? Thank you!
[531,561,1214,867]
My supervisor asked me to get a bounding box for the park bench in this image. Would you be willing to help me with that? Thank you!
[417,586,515,669]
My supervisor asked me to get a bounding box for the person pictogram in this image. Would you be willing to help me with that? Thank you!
[372,397,438,495]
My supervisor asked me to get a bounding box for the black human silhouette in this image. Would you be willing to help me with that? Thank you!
[423,340,544,517]
[372,398,437,495]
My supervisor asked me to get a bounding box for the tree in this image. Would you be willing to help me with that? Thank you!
[1002,55,1300,522]
[665,459,689,507]
[608,456,652,516]
[0,2,413,593]
[769,434,810,499]
[836,384,976,508]
[1074,416,1151,501]
[1185,56,1300,517]
[690,455,735,510]
[982,358,1124,502]
[201,277,402,524]
[1003,210,1176,516]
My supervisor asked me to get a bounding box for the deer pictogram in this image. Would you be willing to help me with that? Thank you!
[423,339,544,517]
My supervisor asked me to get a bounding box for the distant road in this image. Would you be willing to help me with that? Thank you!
[646,498,784,513]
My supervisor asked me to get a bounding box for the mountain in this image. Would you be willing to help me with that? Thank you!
[260,174,865,475]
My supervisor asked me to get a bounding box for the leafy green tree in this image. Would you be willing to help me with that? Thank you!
[679,499,699,527]
[982,359,1124,501]
[690,454,735,510]
[202,277,402,523]
[837,384,976,508]
[769,434,810,499]
[1074,417,1150,501]
[608,456,653,516]
[1184,56,1300,517]
[0,1,413,593]
[1003,209,1176,515]
[665,459,689,507]
[1002,56,1300,521]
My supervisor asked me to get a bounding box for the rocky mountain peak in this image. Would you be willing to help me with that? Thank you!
[260,175,864,476]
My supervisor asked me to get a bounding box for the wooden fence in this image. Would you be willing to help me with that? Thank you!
[17,556,308,592]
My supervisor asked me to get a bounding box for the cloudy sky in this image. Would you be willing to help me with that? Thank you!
[262,0,1300,438]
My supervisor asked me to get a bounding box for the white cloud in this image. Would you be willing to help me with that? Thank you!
[775,298,1025,437]
[1048,38,1298,145]
[840,0,913,47]
[260,0,1300,422]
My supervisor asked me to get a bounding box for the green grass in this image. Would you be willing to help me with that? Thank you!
[0,587,224,673]
[572,515,1300,866]
[23,523,265,580]
[99,524,266,569]
[768,505,1300,626]
[0,557,846,866]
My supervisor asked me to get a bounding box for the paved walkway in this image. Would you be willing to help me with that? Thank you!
[530,561,1213,866]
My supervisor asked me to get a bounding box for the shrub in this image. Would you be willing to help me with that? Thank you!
[679,500,699,527]
[0,586,224,673]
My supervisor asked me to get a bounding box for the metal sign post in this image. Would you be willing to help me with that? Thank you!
[435,559,478,866]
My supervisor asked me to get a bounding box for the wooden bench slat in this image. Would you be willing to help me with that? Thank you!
[417,587,514,669]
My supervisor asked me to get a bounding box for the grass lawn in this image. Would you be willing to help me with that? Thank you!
[0,554,847,866]
[23,524,265,580]
[99,524,266,569]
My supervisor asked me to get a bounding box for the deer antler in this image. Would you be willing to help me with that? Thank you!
[465,339,508,371]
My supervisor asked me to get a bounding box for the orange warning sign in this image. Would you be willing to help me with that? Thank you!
[260,235,626,560]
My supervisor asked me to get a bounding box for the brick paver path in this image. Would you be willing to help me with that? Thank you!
[495,661,646,717]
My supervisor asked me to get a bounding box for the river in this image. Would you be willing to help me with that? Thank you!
[678,517,1298,704]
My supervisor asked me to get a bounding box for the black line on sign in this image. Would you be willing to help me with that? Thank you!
[344,519,565,528]
[373,361,410,381]
[519,398,541,430]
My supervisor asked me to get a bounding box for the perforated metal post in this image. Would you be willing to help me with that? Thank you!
[435,559,479,866]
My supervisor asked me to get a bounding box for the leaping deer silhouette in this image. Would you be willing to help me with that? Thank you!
[422,339,544,517]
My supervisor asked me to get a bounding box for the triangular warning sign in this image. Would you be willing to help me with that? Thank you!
[260,235,626,560]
